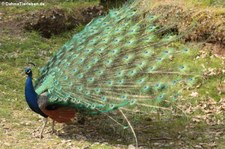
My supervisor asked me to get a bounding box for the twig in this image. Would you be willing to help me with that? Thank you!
[148,137,172,141]
[119,108,139,149]
[101,112,127,128]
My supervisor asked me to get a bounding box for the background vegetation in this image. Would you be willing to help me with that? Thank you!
[0,0,224,148]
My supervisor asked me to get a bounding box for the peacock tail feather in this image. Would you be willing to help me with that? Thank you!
[34,0,224,115]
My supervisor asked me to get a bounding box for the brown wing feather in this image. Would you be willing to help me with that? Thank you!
[38,93,77,123]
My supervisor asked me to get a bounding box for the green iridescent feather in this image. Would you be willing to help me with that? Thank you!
[34,0,224,115]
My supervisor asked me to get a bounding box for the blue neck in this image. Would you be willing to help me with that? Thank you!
[25,75,47,117]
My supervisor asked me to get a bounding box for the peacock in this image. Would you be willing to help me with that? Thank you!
[25,0,224,143]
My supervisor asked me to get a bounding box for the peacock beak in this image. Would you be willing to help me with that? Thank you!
[25,67,32,75]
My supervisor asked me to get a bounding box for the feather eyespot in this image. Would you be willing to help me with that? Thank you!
[179,66,185,69]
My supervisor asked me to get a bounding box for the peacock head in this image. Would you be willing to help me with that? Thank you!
[25,67,32,76]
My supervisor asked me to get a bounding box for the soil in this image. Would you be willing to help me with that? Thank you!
[0,5,104,38]
[0,4,224,56]
[149,4,225,47]
[24,6,104,38]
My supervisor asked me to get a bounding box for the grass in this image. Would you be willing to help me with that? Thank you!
[0,1,101,148]
[148,0,225,7]
[0,0,99,20]
[0,0,225,148]
[190,0,225,6]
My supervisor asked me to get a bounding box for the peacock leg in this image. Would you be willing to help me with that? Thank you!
[40,117,48,138]
[51,120,56,134]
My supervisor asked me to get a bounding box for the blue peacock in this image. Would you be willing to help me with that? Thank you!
[24,0,223,140]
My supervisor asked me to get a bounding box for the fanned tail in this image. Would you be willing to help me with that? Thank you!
[34,0,224,115]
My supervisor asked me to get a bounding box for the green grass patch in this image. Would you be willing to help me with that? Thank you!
[0,0,99,17]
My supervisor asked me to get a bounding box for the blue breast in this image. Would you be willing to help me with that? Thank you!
[25,75,48,118]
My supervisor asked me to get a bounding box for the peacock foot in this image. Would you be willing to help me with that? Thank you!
[32,117,48,139]
[47,127,57,134]
[46,120,58,134]
[31,129,44,139]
